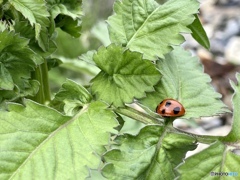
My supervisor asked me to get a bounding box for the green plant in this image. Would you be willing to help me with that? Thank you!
[0,0,239,179]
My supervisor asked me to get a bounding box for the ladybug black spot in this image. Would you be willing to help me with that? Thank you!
[161,109,166,114]
[165,101,172,107]
[173,107,180,114]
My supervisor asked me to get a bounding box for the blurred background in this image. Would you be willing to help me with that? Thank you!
[50,0,240,142]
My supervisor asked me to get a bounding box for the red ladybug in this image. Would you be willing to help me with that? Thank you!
[156,99,185,117]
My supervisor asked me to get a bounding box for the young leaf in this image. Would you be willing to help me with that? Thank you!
[91,44,161,107]
[220,73,240,142]
[140,46,228,119]
[14,21,35,41]
[0,30,43,103]
[58,16,82,37]
[9,0,50,51]
[0,100,118,179]
[78,50,97,66]
[14,21,57,58]
[102,125,197,179]
[107,0,199,60]
[50,79,92,115]
[188,14,210,50]
[177,141,240,179]
[48,0,83,37]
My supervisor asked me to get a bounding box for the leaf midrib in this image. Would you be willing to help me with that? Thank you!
[126,4,160,47]
[126,1,183,46]
[9,105,88,179]
[144,125,168,179]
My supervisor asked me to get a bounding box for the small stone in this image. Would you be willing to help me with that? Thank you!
[216,19,240,41]
[232,149,240,155]
[204,125,231,136]
[200,117,223,130]
[214,0,240,6]
[197,48,213,61]
[203,24,214,38]
[225,36,240,64]
[210,38,225,55]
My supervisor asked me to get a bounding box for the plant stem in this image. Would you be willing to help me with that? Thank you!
[41,59,51,103]
[115,106,164,125]
[31,59,51,104]
[32,65,44,104]
[173,128,219,144]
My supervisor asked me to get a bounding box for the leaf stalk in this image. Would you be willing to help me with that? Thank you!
[115,106,164,125]
[173,128,219,144]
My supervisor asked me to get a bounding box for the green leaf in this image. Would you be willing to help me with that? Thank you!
[78,50,97,66]
[14,21,35,40]
[9,0,49,26]
[0,100,118,179]
[0,62,14,90]
[9,0,50,51]
[23,79,40,96]
[48,0,83,37]
[87,170,107,180]
[14,20,58,58]
[50,79,92,115]
[0,30,43,103]
[177,141,240,179]
[220,73,240,142]
[46,57,62,69]
[102,125,197,179]
[188,14,210,49]
[57,16,82,37]
[91,44,161,107]
[107,0,199,60]
[140,46,228,119]
[49,2,82,20]
[0,20,10,31]
[119,115,145,135]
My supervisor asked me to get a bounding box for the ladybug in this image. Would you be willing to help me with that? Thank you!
[156,99,185,117]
